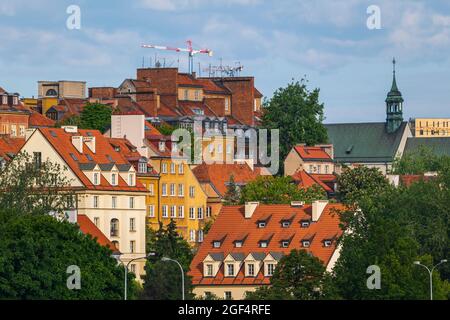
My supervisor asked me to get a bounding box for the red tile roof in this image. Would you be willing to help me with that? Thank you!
[29,111,55,127]
[400,174,437,187]
[192,163,258,196]
[189,203,345,286]
[77,215,119,253]
[178,101,218,117]
[294,145,332,161]
[0,136,26,161]
[292,170,336,194]
[37,127,147,192]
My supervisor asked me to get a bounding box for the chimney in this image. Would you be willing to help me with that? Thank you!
[83,136,96,153]
[71,136,83,153]
[244,202,259,219]
[62,126,78,133]
[25,128,36,141]
[312,200,329,222]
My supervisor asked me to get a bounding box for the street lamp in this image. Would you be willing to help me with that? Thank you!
[413,259,448,300]
[124,252,155,300]
[161,257,185,300]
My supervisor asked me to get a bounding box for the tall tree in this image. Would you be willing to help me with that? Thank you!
[0,152,74,218]
[246,250,339,300]
[223,174,240,205]
[0,212,136,299]
[240,176,326,204]
[261,80,328,167]
[141,220,194,300]
[80,103,112,133]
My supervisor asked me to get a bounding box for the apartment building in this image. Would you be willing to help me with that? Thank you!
[189,201,344,300]
[284,144,335,176]
[410,118,450,138]
[19,126,148,279]
[0,88,29,138]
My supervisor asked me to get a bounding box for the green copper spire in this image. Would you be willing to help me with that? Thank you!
[385,57,404,133]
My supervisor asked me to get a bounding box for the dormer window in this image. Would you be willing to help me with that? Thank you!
[281,221,290,228]
[226,264,235,277]
[159,141,165,152]
[301,220,310,228]
[302,240,311,248]
[281,241,290,248]
[213,241,221,248]
[258,222,266,228]
[235,241,243,248]
[128,173,135,186]
[324,240,332,247]
[111,173,117,186]
[259,241,268,248]
[138,162,147,173]
[93,172,100,185]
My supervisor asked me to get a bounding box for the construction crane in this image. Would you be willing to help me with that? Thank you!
[141,40,213,74]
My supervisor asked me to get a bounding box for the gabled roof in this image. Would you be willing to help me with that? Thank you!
[404,137,450,157]
[192,162,258,197]
[189,203,345,286]
[325,122,408,163]
[292,170,335,194]
[77,215,119,253]
[35,127,147,192]
[0,136,26,161]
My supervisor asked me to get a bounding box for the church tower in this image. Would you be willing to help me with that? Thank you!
[386,58,404,133]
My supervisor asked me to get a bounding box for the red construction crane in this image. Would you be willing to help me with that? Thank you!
[141,40,213,74]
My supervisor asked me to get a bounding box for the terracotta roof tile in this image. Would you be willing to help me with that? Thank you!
[294,145,332,161]
[77,215,119,253]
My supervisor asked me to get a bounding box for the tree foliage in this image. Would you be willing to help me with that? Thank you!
[336,166,390,205]
[333,168,450,300]
[246,250,339,300]
[141,220,194,300]
[0,152,74,218]
[79,103,112,133]
[240,176,326,204]
[392,145,450,175]
[0,212,135,300]
[261,80,328,166]
[223,174,240,205]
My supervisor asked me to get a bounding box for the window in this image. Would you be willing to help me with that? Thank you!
[235,241,243,248]
[224,291,232,300]
[189,186,195,198]
[184,89,188,100]
[110,219,119,237]
[206,264,213,277]
[206,207,212,218]
[178,206,184,218]
[217,143,223,154]
[258,222,266,228]
[267,263,275,276]
[325,165,329,174]
[197,207,204,220]
[189,207,195,220]
[111,173,117,186]
[282,221,290,228]
[159,142,166,152]
[226,143,232,154]
[302,240,311,248]
[130,264,136,274]
[94,217,100,227]
[162,183,167,196]
[309,165,313,173]
[226,264,235,277]
[247,263,255,277]
[161,163,167,173]
[198,230,204,242]
[301,221,310,228]
[18,125,25,137]
[129,218,136,232]
[129,197,135,209]
[112,196,117,208]
[260,241,268,248]
[149,205,155,218]
[189,229,196,242]
[178,184,184,197]
[324,240,332,247]
[178,163,184,174]
[170,183,176,196]
[282,241,290,248]
[213,241,221,248]
[130,241,136,253]
[128,173,135,186]
[93,196,99,208]
[46,89,58,96]
[93,172,100,185]
[33,152,42,169]
[138,162,147,173]
[162,205,168,218]
[170,205,176,218]
[170,163,176,174]
[148,183,154,195]
[225,98,229,111]
[194,90,200,100]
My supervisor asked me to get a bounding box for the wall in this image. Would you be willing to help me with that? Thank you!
[193,285,259,300]
[111,114,147,157]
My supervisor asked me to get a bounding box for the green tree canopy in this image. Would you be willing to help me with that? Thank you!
[141,220,194,300]
[333,171,450,300]
[246,250,339,300]
[79,103,112,133]
[0,213,136,299]
[336,166,391,205]
[223,174,240,205]
[261,80,328,167]
[240,176,326,204]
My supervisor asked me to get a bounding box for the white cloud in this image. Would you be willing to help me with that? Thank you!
[138,0,259,11]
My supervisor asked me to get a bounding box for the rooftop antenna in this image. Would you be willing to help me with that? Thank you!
[141,40,213,74]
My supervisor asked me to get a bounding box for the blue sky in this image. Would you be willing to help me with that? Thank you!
[0,0,449,123]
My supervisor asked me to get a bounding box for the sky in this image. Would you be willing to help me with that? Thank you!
[0,0,449,123]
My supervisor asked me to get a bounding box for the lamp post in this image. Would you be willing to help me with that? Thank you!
[161,257,185,300]
[413,259,447,300]
[123,252,155,300]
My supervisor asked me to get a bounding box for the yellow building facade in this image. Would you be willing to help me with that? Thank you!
[413,118,450,138]
[137,173,160,230]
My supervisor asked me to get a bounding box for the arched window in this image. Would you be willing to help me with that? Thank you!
[46,89,58,97]
[110,219,119,237]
